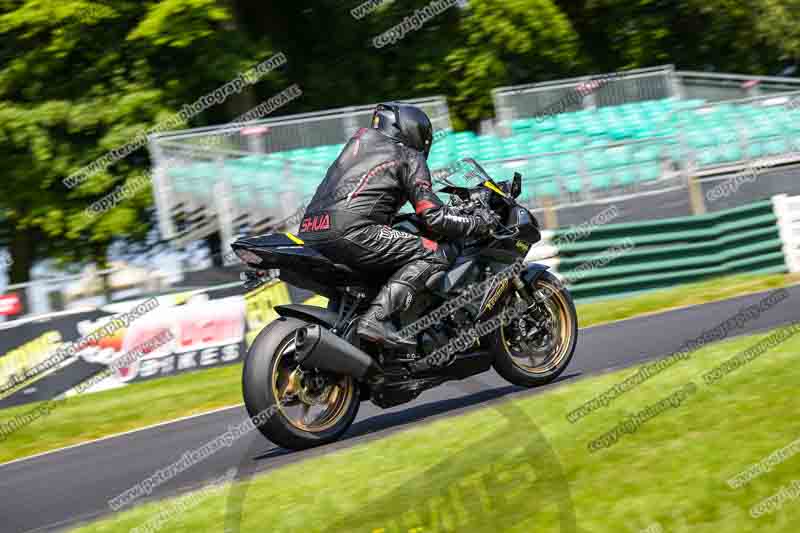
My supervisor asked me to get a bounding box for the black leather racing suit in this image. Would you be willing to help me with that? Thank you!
[297,127,490,346]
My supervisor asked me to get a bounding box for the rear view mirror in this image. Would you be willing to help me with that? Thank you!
[511,172,522,199]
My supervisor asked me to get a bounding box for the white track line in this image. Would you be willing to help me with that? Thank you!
[0,403,244,469]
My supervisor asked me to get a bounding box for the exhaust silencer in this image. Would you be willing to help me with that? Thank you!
[295,324,381,380]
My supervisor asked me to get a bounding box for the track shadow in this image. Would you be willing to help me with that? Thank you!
[248,371,581,462]
[345,371,581,438]
[228,373,582,533]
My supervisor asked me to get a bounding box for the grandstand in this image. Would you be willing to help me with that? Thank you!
[148,65,800,252]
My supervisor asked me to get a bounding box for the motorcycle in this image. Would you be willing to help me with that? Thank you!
[231,159,578,450]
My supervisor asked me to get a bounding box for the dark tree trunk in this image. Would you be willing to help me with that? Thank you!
[7,222,36,315]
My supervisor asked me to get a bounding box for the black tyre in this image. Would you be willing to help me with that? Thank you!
[490,271,578,387]
[242,317,360,450]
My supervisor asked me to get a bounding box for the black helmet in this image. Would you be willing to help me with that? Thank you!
[371,102,433,159]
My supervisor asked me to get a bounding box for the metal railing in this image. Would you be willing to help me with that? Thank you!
[492,66,800,135]
[492,65,679,136]
[447,135,687,211]
[669,91,800,177]
[148,96,452,249]
[676,70,800,102]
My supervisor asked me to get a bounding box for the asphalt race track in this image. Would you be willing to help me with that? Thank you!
[2,285,799,532]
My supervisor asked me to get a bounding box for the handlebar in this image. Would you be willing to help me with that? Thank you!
[490,225,520,241]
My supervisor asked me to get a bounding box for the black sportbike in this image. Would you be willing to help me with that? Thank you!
[231,159,577,450]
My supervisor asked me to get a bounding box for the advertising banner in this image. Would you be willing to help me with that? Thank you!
[0,293,23,317]
[0,280,299,409]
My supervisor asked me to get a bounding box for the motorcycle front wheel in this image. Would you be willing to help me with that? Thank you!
[490,271,578,387]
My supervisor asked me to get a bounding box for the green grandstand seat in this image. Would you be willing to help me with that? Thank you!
[452,132,477,145]
[559,136,585,152]
[563,175,583,194]
[530,157,557,178]
[748,120,777,139]
[747,142,765,158]
[502,143,529,158]
[607,122,633,140]
[640,162,661,181]
[532,134,560,153]
[533,116,558,133]
[558,153,580,175]
[585,151,610,171]
[190,162,217,179]
[719,143,743,162]
[698,147,722,166]
[686,130,716,149]
[633,145,659,163]
[590,173,612,189]
[533,179,559,197]
[479,149,503,161]
[764,138,788,155]
[584,118,608,136]
[556,115,581,134]
[588,138,610,148]
[512,119,536,134]
[606,145,631,167]
[614,167,637,186]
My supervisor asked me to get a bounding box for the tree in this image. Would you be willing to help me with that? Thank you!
[418,0,582,130]
[0,0,285,284]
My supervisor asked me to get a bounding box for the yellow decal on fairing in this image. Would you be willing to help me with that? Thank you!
[285,232,304,245]
[483,181,507,197]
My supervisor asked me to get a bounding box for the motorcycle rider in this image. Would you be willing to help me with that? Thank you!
[298,102,497,350]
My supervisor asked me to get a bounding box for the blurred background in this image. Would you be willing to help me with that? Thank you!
[0,0,799,388]
[3,2,800,532]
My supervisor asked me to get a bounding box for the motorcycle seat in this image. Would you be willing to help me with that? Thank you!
[231,233,357,279]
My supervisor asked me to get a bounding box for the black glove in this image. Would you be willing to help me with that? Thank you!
[470,209,499,239]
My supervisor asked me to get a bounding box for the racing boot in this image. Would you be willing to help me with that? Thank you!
[358,261,436,351]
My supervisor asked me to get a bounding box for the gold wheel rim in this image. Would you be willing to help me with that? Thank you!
[271,338,355,432]
[500,279,573,374]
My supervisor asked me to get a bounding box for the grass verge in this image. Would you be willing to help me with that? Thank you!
[0,364,244,464]
[71,323,800,532]
[578,272,799,328]
[1,272,797,464]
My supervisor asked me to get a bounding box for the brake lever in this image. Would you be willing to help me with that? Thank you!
[490,226,520,241]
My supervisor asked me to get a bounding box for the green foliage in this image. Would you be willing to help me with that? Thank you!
[753,0,800,62]
[0,0,794,281]
[0,0,273,280]
[422,0,581,129]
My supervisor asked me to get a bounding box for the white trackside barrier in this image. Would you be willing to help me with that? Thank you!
[772,194,800,273]
[525,230,560,272]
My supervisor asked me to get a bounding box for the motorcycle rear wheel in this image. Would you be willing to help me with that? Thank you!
[242,317,360,450]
